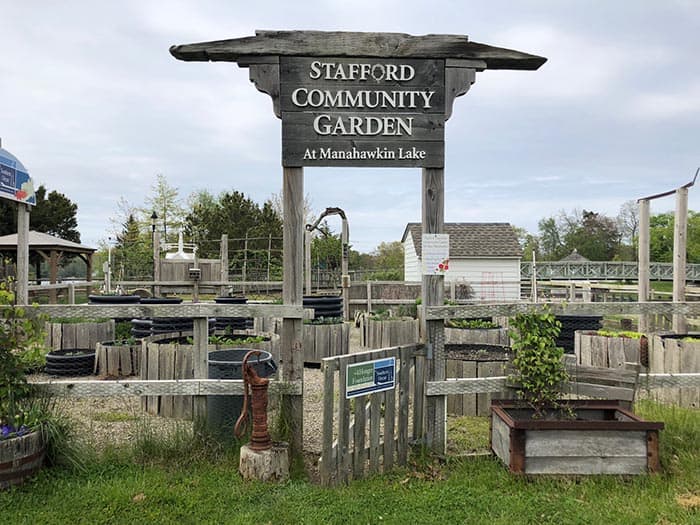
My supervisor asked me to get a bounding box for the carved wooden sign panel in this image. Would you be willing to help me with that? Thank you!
[280,57,446,168]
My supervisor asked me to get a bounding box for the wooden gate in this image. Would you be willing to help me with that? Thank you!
[319,344,425,486]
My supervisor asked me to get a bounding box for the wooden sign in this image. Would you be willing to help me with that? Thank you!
[280,57,445,168]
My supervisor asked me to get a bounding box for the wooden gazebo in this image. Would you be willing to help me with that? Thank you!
[0,230,95,288]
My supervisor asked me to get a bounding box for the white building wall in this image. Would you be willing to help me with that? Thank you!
[403,232,421,282]
[403,234,521,300]
[447,258,521,301]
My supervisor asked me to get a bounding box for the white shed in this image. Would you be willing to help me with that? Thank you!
[401,222,522,301]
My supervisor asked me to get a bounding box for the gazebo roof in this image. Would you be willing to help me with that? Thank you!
[0,231,95,254]
[170,30,547,70]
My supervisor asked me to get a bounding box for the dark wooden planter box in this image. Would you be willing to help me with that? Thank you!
[490,400,663,475]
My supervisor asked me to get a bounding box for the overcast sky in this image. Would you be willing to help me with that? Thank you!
[2,1,699,252]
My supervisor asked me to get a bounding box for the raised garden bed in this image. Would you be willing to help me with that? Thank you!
[445,343,510,417]
[45,319,114,352]
[94,340,141,377]
[491,399,664,475]
[648,333,700,408]
[444,318,509,346]
[303,319,349,365]
[45,348,96,376]
[359,314,419,349]
[574,330,647,369]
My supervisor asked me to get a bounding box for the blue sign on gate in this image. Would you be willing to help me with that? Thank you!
[346,357,396,399]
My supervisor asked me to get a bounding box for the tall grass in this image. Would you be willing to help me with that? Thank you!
[1,401,698,524]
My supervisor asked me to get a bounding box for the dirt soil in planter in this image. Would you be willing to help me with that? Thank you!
[444,344,510,362]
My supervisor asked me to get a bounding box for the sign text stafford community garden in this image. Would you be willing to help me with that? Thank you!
[281,57,445,168]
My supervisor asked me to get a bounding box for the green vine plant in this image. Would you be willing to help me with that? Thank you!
[445,318,499,329]
[508,308,569,418]
[1,279,49,438]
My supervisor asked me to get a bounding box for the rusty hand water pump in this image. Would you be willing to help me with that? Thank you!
[234,350,272,452]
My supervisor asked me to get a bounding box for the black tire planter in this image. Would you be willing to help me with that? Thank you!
[139,297,183,304]
[88,294,141,304]
[215,296,248,304]
[303,295,343,319]
[303,295,342,306]
[45,349,95,376]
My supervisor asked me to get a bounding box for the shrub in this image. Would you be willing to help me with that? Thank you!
[508,308,568,417]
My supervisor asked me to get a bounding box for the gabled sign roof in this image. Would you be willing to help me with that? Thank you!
[170,30,546,70]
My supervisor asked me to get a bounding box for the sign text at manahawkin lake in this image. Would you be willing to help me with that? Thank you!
[281,57,445,168]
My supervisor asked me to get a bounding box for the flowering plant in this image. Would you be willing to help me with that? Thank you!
[0,279,47,440]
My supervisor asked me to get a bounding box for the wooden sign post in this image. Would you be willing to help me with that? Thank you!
[171,30,545,456]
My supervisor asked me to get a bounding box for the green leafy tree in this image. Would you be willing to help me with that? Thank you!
[113,214,151,280]
[311,222,342,270]
[184,190,283,279]
[0,185,80,241]
[537,217,565,260]
[649,211,700,263]
[144,174,185,244]
[563,210,621,261]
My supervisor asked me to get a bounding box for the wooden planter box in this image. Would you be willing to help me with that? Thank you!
[0,431,45,490]
[359,317,419,349]
[303,322,349,365]
[446,344,511,417]
[46,319,115,352]
[140,331,279,418]
[649,334,700,408]
[490,400,663,475]
[574,330,645,368]
[94,341,141,377]
[444,326,509,345]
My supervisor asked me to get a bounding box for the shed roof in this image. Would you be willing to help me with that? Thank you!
[0,231,95,254]
[559,248,589,262]
[402,223,522,258]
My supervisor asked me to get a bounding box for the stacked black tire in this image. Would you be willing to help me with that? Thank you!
[89,294,141,323]
[303,295,343,319]
[556,315,603,354]
[214,296,254,332]
[129,297,215,337]
[45,349,95,376]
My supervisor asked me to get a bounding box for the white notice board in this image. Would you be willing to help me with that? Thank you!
[421,233,449,275]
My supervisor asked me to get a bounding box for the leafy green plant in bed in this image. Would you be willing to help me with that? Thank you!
[508,307,568,418]
[445,318,499,329]
[596,329,643,339]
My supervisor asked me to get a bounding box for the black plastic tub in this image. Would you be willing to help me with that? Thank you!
[207,349,277,438]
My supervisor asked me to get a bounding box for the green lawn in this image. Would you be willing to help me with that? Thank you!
[2,402,698,524]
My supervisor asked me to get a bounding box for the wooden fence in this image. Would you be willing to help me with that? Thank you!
[318,344,425,486]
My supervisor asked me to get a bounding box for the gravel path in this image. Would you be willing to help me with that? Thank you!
[33,323,365,475]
